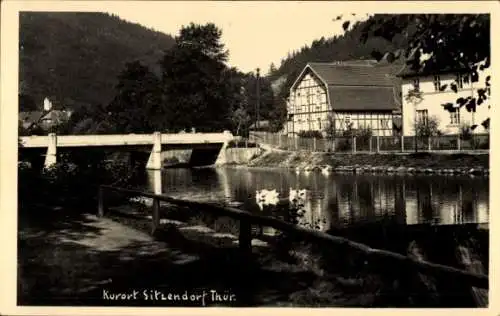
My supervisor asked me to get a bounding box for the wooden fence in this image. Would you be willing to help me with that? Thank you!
[249,132,490,153]
[98,185,488,290]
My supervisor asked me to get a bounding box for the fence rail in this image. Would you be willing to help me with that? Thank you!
[249,132,489,153]
[98,185,488,289]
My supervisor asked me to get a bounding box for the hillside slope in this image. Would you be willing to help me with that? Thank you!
[19,12,175,110]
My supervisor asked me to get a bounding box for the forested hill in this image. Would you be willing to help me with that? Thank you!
[267,14,417,97]
[19,12,175,111]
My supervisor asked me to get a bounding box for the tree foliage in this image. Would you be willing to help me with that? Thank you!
[414,115,441,138]
[159,23,233,132]
[107,61,163,133]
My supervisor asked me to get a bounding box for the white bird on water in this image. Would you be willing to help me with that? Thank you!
[255,189,280,209]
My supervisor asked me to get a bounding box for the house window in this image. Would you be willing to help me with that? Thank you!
[450,109,460,125]
[433,75,441,91]
[412,78,420,91]
[416,109,428,125]
[380,119,390,129]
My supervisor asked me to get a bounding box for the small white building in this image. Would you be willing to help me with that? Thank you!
[285,60,403,137]
[398,63,490,136]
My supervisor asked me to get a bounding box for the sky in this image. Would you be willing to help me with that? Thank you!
[106,2,371,74]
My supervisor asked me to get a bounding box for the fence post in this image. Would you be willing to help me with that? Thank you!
[352,137,357,153]
[376,135,380,153]
[151,197,160,235]
[428,136,432,151]
[313,137,317,152]
[295,137,298,151]
[98,186,105,217]
[369,136,373,152]
[457,135,461,151]
[239,219,252,257]
[401,135,404,152]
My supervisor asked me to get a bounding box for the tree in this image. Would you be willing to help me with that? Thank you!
[268,62,277,75]
[177,22,228,62]
[160,23,234,132]
[19,93,38,111]
[107,60,163,133]
[360,14,490,127]
[230,87,251,136]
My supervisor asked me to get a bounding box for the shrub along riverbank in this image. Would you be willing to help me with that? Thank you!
[246,150,489,176]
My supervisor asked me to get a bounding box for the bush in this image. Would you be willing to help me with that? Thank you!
[297,130,323,139]
[336,138,352,151]
[415,116,441,139]
[18,156,142,211]
[459,123,473,141]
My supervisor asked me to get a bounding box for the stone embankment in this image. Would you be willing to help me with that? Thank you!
[293,164,489,176]
[247,150,489,176]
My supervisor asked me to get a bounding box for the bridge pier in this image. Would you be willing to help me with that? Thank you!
[44,133,57,169]
[146,132,162,170]
[214,131,232,165]
[151,169,162,195]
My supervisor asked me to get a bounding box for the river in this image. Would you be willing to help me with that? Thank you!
[143,167,489,227]
[139,166,489,274]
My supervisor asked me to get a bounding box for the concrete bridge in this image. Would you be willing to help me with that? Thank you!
[19,131,234,169]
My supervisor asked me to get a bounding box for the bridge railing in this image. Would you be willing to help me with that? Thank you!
[98,185,488,292]
[19,131,235,148]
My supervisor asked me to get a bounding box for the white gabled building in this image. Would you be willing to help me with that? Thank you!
[398,61,490,136]
[285,60,403,137]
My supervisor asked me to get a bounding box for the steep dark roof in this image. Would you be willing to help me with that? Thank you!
[290,60,404,112]
[307,62,403,87]
[327,86,401,111]
[396,63,470,78]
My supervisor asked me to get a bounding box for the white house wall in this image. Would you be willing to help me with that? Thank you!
[288,72,329,134]
[401,72,490,136]
[288,70,397,137]
[332,112,395,137]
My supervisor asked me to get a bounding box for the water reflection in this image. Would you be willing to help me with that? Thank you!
[146,167,489,230]
[143,167,489,277]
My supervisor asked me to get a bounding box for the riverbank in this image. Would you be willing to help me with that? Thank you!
[17,203,388,307]
[20,200,475,307]
[246,149,489,175]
